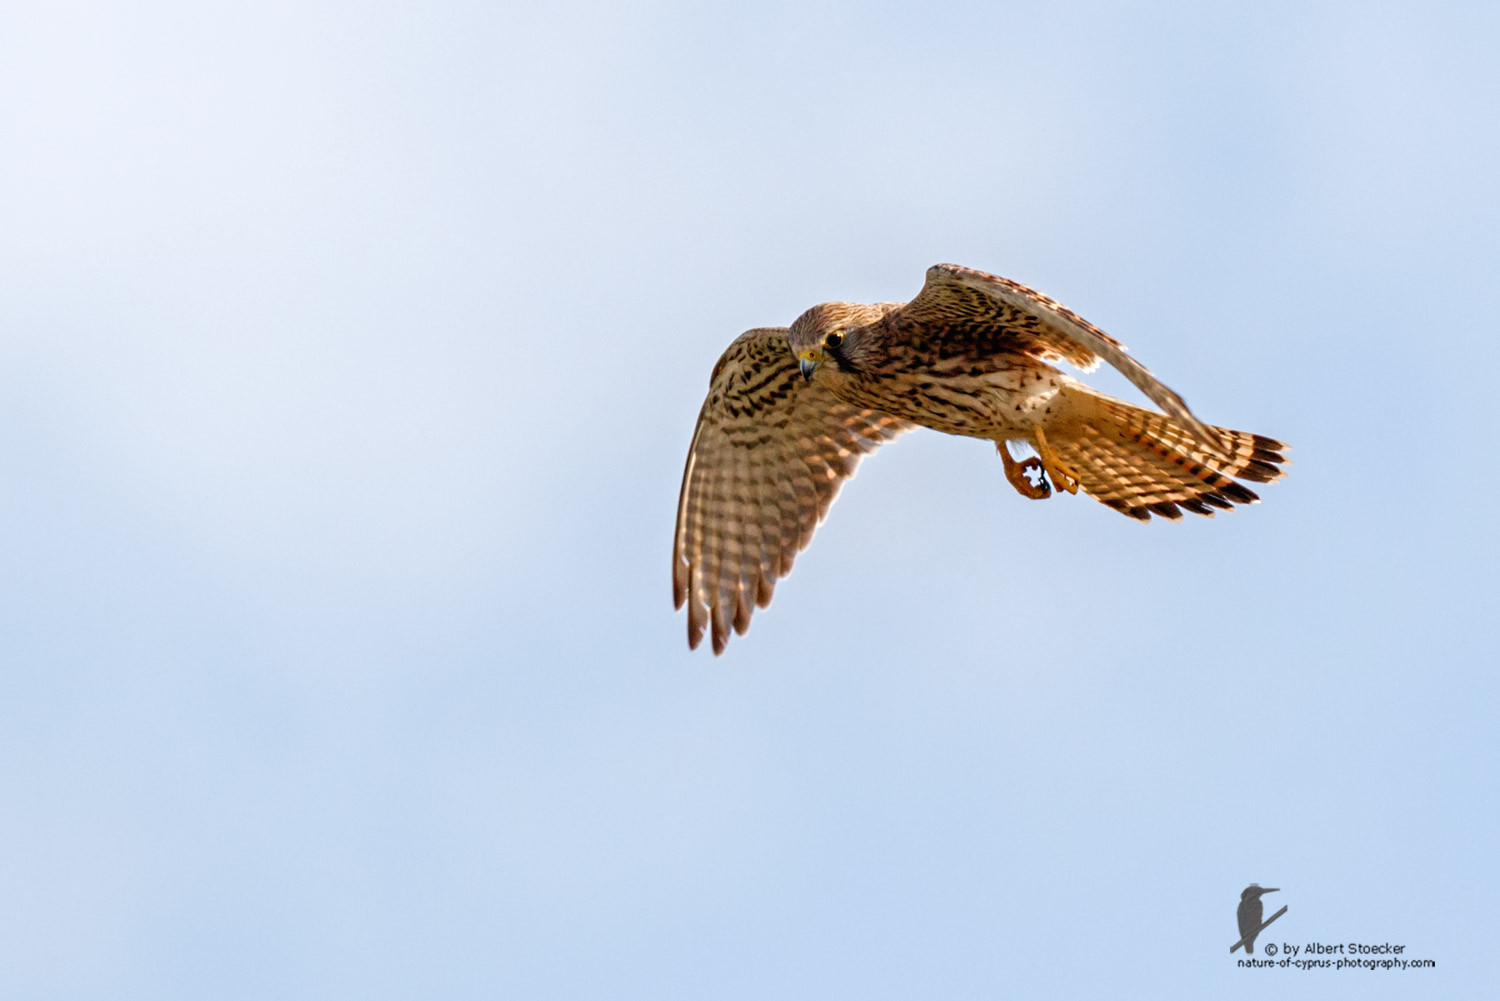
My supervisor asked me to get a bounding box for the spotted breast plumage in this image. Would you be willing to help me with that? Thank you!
[673,264,1288,653]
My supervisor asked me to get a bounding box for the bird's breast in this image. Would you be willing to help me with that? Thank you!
[833,359,1066,439]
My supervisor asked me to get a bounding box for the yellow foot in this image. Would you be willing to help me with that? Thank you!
[999,442,1051,500]
[1033,427,1081,495]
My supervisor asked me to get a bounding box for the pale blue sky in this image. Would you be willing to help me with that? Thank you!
[2,1,1496,997]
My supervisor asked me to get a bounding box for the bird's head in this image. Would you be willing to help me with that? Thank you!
[786,301,887,381]
[1241,884,1279,901]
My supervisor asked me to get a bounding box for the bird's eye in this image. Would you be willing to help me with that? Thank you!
[824,331,844,350]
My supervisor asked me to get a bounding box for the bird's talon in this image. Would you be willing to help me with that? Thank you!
[1033,427,1081,495]
[1046,465,1080,495]
[1000,446,1052,500]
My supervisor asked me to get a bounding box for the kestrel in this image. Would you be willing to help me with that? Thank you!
[672,264,1288,653]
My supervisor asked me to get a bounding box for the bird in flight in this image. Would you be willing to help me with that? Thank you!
[672,264,1288,653]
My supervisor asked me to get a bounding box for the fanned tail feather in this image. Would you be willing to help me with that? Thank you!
[1047,386,1288,522]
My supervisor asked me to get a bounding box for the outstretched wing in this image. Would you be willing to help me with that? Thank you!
[673,328,911,654]
[896,263,1223,454]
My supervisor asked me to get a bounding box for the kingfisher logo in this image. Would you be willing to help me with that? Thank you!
[1229,885,1436,971]
[1231,884,1287,953]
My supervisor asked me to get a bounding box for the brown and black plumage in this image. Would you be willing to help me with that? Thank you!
[673,264,1288,653]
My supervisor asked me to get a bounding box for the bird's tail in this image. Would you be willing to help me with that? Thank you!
[1042,384,1288,521]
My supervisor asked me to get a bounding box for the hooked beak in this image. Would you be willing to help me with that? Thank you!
[798,355,819,381]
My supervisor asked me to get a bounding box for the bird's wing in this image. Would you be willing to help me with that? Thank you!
[1237,901,1262,940]
[898,263,1223,454]
[673,328,912,654]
